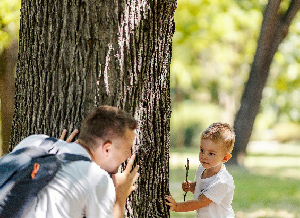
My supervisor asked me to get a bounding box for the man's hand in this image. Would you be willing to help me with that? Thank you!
[60,129,79,142]
[112,154,139,218]
[165,194,177,212]
[112,154,139,202]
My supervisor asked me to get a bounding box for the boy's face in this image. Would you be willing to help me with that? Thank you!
[199,138,230,170]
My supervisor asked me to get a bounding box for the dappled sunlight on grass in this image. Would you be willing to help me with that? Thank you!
[245,156,300,168]
[249,166,300,180]
[169,141,300,217]
[170,166,300,218]
[247,141,300,156]
[236,209,296,218]
[229,166,300,217]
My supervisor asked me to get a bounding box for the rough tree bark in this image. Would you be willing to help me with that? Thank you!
[0,40,18,156]
[10,0,176,217]
[231,0,300,165]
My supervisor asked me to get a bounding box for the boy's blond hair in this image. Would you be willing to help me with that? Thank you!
[201,123,235,153]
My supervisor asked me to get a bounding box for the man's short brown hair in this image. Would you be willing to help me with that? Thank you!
[201,122,235,153]
[78,105,137,150]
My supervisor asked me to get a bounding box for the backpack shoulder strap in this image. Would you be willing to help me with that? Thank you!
[57,153,91,163]
[39,137,58,153]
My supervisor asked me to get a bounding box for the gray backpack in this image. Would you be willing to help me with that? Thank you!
[0,137,90,218]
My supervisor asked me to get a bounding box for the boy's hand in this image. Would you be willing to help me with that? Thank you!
[165,194,177,212]
[182,180,192,192]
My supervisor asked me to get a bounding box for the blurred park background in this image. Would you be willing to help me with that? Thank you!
[1,0,300,217]
[169,0,300,217]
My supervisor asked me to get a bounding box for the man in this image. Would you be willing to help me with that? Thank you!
[12,105,139,218]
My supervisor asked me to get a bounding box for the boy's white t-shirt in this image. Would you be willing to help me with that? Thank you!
[194,164,235,218]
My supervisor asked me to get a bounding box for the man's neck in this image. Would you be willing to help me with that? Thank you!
[75,139,95,161]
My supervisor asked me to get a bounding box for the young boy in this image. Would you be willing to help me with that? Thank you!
[166,123,235,218]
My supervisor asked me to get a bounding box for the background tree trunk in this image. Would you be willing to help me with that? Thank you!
[11,0,176,217]
[231,0,300,165]
[0,40,18,156]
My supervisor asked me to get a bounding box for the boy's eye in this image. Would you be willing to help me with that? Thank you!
[200,149,204,153]
[210,153,215,156]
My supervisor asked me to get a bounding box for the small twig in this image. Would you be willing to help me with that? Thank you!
[183,158,189,201]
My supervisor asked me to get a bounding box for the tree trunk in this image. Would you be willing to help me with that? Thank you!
[0,40,18,156]
[11,0,176,216]
[231,0,300,165]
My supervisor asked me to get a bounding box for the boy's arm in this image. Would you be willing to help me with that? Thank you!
[166,194,212,212]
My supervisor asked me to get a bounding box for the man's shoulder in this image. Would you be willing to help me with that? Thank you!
[13,134,51,151]
[59,160,113,189]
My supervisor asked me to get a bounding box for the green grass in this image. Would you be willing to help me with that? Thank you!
[169,142,300,218]
[230,167,300,217]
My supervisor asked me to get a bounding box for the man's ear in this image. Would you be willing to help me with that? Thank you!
[223,153,232,162]
[102,140,112,156]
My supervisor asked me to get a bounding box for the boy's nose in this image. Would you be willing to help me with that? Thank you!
[201,154,208,160]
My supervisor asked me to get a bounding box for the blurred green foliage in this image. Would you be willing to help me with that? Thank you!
[171,0,300,148]
[0,0,20,154]
[1,0,300,148]
[172,0,262,99]
[0,0,20,55]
